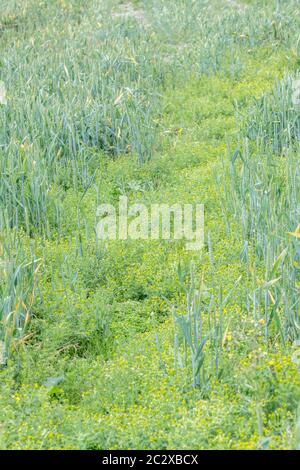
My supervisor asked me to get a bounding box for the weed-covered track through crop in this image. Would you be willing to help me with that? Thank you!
[0,0,300,450]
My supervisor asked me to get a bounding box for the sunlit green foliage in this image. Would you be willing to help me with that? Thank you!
[0,0,300,450]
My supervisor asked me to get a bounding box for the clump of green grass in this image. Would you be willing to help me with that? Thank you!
[0,231,40,365]
[245,74,300,154]
[172,256,241,392]
[173,264,211,391]
[223,73,300,342]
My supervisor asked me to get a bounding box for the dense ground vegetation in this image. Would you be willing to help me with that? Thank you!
[0,0,300,449]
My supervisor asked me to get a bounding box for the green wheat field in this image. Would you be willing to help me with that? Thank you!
[1,0,300,450]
